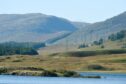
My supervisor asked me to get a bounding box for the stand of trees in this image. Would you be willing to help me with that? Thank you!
[93,38,104,45]
[108,30,126,41]
[78,44,88,49]
[0,42,46,56]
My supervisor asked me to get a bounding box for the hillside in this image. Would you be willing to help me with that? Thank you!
[0,13,78,42]
[55,11,126,45]
[39,25,126,55]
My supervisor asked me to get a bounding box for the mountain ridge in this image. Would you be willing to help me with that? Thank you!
[55,11,126,45]
[0,13,82,42]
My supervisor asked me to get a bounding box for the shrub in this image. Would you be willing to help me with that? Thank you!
[101,45,105,48]
[12,59,22,62]
[57,70,80,77]
[63,71,78,77]
[41,71,58,77]
[87,65,106,70]
[0,67,8,74]
[5,57,11,59]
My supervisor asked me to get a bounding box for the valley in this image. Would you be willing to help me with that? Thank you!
[0,11,126,75]
[0,0,126,84]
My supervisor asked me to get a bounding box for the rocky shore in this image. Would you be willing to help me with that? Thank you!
[0,67,101,78]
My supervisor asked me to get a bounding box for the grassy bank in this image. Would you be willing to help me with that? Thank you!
[0,53,126,73]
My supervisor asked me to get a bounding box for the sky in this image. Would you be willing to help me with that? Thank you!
[0,0,126,23]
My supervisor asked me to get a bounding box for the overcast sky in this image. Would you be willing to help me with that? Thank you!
[0,0,126,23]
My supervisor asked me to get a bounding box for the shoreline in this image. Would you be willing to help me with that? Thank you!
[0,67,101,78]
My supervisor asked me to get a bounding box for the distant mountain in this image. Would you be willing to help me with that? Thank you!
[55,11,126,45]
[0,13,78,42]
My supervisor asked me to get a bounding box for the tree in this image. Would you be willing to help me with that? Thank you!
[78,44,88,49]
[93,38,104,45]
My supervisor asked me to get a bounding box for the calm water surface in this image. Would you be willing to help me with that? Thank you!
[0,72,126,84]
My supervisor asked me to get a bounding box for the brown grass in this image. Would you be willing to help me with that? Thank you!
[0,53,126,73]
